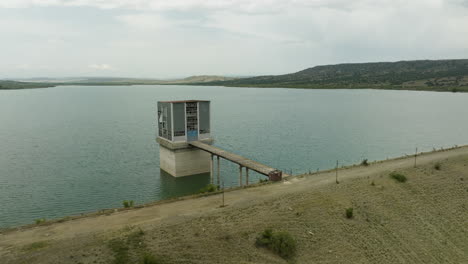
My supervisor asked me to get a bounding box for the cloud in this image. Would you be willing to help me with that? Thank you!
[88,64,113,70]
[1,0,468,78]
[0,0,444,12]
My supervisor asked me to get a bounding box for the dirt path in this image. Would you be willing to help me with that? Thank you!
[1,146,467,263]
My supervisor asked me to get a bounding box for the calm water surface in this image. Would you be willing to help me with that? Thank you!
[1,85,467,228]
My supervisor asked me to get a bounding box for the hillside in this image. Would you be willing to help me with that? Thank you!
[1,146,467,263]
[196,59,468,92]
[15,76,236,86]
[0,80,55,90]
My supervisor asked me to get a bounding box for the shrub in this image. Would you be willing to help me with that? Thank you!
[346,208,354,219]
[361,159,369,166]
[141,253,162,264]
[256,229,296,259]
[434,163,441,170]
[35,218,46,224]
[198,184,218,194]
[259,179,269,183]
[123,200,134,208]
[390,172,407,183]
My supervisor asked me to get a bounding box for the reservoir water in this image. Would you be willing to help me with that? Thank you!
[1,85,467,228]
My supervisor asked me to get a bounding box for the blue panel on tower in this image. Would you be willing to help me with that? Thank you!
[187,130,198,141]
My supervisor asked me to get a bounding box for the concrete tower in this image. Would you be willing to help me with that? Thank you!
[156,100,213,177]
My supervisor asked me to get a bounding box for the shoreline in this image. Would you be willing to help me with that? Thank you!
[2,83,468,93]
[2,144,467,263]
[1,143,465,234]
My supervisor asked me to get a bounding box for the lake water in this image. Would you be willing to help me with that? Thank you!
[1,85,467,228]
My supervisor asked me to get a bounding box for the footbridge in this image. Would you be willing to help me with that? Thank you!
[189,141,285,186]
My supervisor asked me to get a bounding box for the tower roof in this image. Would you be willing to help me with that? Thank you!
[159,100,210,103]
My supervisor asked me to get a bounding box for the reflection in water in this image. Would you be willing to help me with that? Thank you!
[158,169,211,199]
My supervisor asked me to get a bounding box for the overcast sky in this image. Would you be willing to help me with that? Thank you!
[1,0,468,79]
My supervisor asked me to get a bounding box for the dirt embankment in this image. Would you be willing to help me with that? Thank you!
[1,146,467,264]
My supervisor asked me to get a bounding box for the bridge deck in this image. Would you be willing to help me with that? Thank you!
[189,141,279,176]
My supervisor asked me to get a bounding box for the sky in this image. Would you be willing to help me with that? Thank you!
[1,0,468,79]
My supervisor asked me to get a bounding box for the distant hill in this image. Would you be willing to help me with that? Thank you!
[13,75,236,86]
[165,75,236,84]
[5,60,468,92]
[0,80,55,90]
[194,59,468,92]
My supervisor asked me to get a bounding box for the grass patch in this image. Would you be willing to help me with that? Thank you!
[255,229,296,259]
[23,241,49,251]
[123,200,134,208]
[108,238,130,264]
[108,229,145,264]
[35,218,46,224]
[434,163,441,170]
[346,208,354,219]
[141,253,164,264]
[390,172,407,183]
[259,178,269,183]
[198,184,218,194]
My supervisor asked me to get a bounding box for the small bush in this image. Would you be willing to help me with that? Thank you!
[141,253,163,264]
[123,200,134,208]
[370,181,375,186]
[256,229,296,259]
[259,179,269,183]
[390,172,407,183]
[361,159,369,166]
[198,184,218,194]
[434,163,441,170]
[23,241,48,251]
[35,218,46,224]
[346,208,354,219]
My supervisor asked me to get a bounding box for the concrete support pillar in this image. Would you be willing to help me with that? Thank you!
[217,156,220,185]
[210,154,214,184]
[239,165,243,187]
[246,168,249,186]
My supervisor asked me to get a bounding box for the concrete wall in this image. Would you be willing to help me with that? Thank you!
[159,145,211,177]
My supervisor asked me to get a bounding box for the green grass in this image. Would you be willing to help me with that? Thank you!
[256,229,297,259]
[35,218,46,224]
[390,172,407,183]
[123,200,134,208]
[198,184,218,194]
[141,253,164,264]
[23,241,49,251]
[108,238,130,264]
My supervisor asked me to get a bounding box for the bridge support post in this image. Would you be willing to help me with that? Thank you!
[246,168,249,186]
[210,154,214,184]
[217,156,220,185]
[239,165,243,187]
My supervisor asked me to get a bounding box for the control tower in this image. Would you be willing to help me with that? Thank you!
[156,100,213,177]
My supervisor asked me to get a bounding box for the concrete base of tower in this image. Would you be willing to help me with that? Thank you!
[157,137,213,177]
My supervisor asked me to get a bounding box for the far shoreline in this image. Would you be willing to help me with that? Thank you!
[2,82,468,93]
